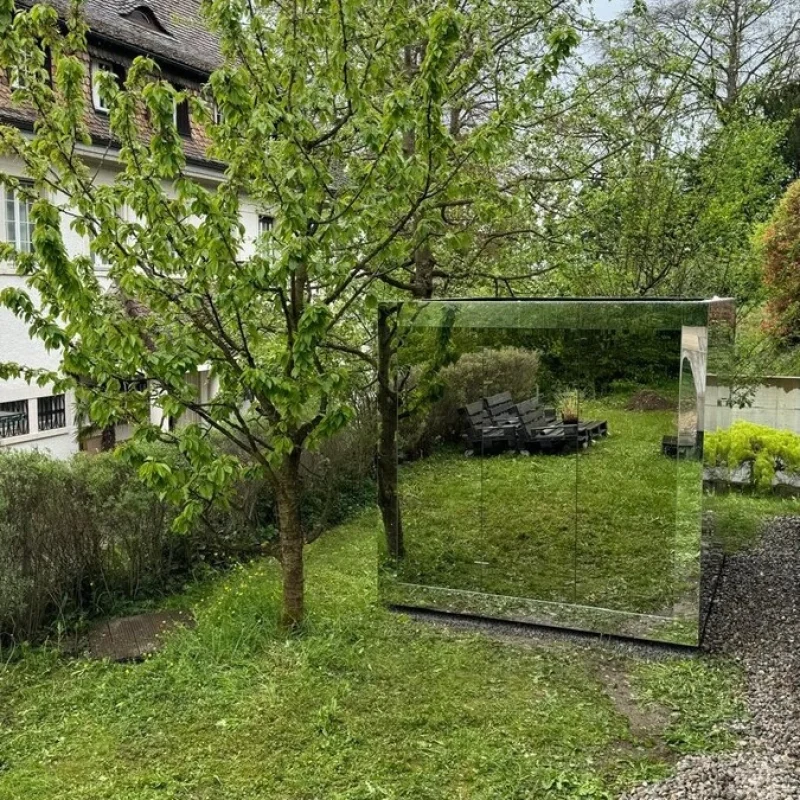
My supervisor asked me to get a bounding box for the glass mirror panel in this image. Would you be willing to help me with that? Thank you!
[390,316,484,596]
[574,324,683,640]
[478,324,579,610]
[380,299,730,646]
[700,301,736,638]
[674,331,704,644]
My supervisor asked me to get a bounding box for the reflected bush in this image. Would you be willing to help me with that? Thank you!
[705,420,800,490]
[400,346,540,454]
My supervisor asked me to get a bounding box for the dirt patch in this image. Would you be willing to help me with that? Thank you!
[595,659,672,757]
[625,390,677,412]
[85,610,195,661]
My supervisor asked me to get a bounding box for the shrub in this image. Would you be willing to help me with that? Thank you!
[760,179,800,344]
[208,403,377,545]
[704,421,800,490]
[0,412,377,645]
[0,450,176,643]
[402,347,540,453]
[300,404,377,539]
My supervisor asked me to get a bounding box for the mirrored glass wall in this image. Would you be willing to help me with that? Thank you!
[378,299,735,647]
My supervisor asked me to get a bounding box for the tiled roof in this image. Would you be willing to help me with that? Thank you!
[22,0,222,75]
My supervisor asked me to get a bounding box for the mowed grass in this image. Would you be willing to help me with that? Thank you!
[396,405,697,615]
[0,510,744,800]
[704,491,800,553]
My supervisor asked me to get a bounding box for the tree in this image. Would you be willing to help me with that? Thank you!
[517,11,789,298]
[566,117,787,297]
[0,0,577,626]
[644,0,800,119]
[760,79,800,180]
[760,178,800,344]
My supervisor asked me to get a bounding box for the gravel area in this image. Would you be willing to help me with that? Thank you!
[624,516,800,800]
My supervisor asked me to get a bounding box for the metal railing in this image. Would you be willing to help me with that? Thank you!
[0,402,30,438]
[37,394,66,432]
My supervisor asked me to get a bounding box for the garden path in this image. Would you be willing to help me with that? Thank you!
[624,517,800,800]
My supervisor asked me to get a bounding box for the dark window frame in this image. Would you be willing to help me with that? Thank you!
[175,95,192,137]
[258,214,274,235]
[37,394,66,432]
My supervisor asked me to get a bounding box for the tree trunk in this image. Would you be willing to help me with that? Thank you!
[723,0,742,113]
[413,244,435,299]
[275,450,305,628]
[377,305,404,558]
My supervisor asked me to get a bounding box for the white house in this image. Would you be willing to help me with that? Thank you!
[0,0,265,456]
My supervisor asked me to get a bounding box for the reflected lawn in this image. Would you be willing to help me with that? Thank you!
[396,404,701,619]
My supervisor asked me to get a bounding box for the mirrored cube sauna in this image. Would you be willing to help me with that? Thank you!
[377,299,736,647]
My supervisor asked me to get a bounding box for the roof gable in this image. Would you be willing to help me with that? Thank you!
[22,0,222,76]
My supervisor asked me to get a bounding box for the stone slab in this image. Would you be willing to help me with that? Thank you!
[86,610,195,661]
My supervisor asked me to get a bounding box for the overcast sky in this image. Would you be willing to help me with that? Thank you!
[592,0,630,21]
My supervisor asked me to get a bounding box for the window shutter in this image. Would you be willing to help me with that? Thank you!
[112,62,127,86]
[176,98,191,137]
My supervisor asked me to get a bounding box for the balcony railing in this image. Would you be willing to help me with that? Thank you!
[0,402,30,438]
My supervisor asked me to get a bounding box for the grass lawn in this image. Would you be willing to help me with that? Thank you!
[394,404,699,621]
[705,491,800,553]
[0,509,746,800]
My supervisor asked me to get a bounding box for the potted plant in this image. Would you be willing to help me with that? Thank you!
[556,388,581,431]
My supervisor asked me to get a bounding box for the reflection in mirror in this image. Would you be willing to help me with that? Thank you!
[574,327,682,640]
[477,326,578,605]
[674,328,705,642]
[392,320,485,595]
[380,300,731,646]
[700,302,737,638]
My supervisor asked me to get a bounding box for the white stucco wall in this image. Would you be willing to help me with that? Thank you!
[0,154,94,455]
[1,150,262,458]
[706,376,800,435]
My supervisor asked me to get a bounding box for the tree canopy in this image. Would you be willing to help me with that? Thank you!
[0,0,578,626]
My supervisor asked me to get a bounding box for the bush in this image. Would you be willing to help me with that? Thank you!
[0,410,378,645]
[208,403,377,545]
[300,404,377,539]
[0,450,175,643]
[704,420,800,491]
[401,347,540,453]
[760,179,800,344]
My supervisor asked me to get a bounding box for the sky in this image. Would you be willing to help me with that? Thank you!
[592,0,630,21]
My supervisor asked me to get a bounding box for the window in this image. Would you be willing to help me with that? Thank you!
[212,101,223,125]
[121,377,148,393]
[258,214,274,236]
[258,214,277,260]
[6,44,53,90]
[43,48,53,87]
[4,182,35,253]
[123,6,172,36]
[0,400,29,438]
[89,240,109,273]
[91,59,121,113]
[37,394,66,431]
[174,96,191,137]
[7,66,25,90]
[90,248,108,273]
